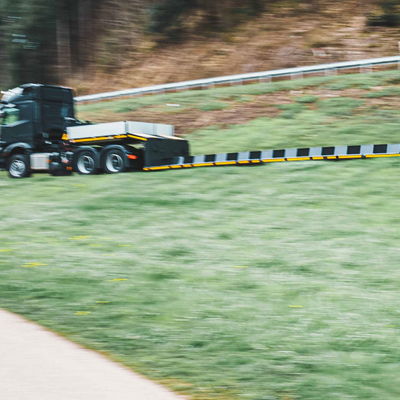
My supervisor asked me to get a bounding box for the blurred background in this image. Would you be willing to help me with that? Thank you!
[1,0,400,94]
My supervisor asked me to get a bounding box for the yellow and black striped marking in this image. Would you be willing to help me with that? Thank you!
[143,143,400,171]
[69,134,128,143]
[69,134,148,144]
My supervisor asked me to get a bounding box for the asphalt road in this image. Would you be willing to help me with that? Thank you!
[0,309,186,400]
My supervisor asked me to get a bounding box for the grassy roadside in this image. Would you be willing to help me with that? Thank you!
[1,71,400,399]
[188,108,400,155]
[77,69,400,125]
[77,70,400,114]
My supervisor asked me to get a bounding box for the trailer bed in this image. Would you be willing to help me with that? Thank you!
[66,121,189,168]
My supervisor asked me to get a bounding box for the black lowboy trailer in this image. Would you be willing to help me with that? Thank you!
[0,84,189,178]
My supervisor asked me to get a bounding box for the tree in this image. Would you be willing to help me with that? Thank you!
[0,0,104,87]
[0,0,57,87]
[147,0,266,41]
[368,0,400,27]
[0,0,269,88]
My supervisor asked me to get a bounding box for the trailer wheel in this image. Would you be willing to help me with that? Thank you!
[103,148,128,173]
[73,149,98,175]
[7,154,31,178]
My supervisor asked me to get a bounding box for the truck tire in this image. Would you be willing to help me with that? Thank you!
[102,148,128,174]
[7,154,31,178]
[73,148,98,175]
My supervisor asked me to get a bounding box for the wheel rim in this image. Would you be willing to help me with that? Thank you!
[9,160,26,177]
[77,154,95,174]
[106,153,124,173]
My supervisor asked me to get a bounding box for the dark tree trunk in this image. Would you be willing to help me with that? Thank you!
[56,1,72,79]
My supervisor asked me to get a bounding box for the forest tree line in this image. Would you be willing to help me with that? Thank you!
[0,0,398,88]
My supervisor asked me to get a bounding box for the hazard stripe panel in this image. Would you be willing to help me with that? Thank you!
[143,143,400,171]
[70,133,148,143]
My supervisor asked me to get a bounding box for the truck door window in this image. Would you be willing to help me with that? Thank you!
[1,108,20,125]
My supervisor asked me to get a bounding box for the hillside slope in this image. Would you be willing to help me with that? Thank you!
[71,0,400,94]
[78,69,400,143]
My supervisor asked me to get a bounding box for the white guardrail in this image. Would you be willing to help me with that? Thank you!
[75,55,400,103]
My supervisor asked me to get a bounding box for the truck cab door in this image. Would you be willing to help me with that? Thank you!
[0,105,35,146]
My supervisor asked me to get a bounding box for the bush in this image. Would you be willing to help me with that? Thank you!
[296,95,318,104]
[147,0,265,41]
[147,0,195,41]
[367,0,400,27]
[317,98,364,116]
[277,103,306,119]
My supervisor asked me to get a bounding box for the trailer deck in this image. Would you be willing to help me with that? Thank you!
[65,121,189,168]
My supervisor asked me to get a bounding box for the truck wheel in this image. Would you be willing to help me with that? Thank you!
[7,154,31,178]
[103,148,128,173]
[73,149,98,175]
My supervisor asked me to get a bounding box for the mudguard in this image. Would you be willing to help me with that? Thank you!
[143,137,190,167]
[1,142,32,161]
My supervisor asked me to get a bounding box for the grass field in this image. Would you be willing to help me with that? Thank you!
[2,71,400,400]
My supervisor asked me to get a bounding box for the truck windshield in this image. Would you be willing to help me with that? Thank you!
[1,107,20,125]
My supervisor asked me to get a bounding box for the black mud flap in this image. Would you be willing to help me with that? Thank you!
[143,137,190,168]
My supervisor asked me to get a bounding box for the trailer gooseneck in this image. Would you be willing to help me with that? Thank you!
[0,83,399,178]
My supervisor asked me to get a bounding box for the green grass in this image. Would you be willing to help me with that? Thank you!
[2,160,400,400]
[295,95,319,104]
[197,101,229,111]
[362,86,400,98]
[2,70,400,400]
[276,103,307,119]
[188,108,400,155]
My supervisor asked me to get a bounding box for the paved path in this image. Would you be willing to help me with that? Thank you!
[0,309,186,400]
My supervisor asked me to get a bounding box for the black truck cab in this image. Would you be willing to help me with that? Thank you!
[0,83,75,148]
[0,84,77,175]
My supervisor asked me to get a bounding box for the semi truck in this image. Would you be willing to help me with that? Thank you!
[1,83,399,178]
[0,83,189,178]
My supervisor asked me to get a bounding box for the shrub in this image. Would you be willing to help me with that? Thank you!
[277,103,306,119]
[296,95,318,104]
[367,0,400,27]
[317,98,364,116]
